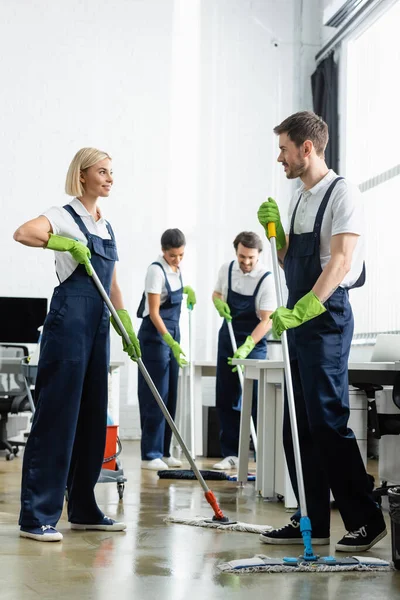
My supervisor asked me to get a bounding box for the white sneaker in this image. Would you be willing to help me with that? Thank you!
[71,516,126,531]
[163,456,183,467]
[212,456,238,470]
[141,458,169,470]
[20,525,63,542]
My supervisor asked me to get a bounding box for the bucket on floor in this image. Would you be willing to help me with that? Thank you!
[388,486,400,570]
[103,425,119,471]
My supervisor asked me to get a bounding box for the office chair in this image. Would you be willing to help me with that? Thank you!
[0,345,31,460]
[352,334,400,504]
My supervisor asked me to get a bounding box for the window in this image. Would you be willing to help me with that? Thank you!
[341,0,400,334]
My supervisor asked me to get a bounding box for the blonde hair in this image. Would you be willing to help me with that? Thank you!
[65,147,112,197]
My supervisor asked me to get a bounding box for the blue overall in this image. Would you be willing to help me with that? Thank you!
[137,263,183,460]
[19,205,118,528]
[283,177,376,535]
[216,262,270,457]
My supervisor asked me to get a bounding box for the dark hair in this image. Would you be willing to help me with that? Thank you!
[273,111,328,157]
[161,228,186,250]
[233,231,263,252]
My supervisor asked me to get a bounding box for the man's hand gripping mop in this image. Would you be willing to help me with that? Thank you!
[89,265,268,533]
[218,222,391,572]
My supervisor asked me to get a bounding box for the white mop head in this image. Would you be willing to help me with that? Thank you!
[217,554,392,573]
[164,515,272,533]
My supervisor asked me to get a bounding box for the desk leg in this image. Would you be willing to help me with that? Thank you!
[256,371,264,493]
[238,377,253,485]
[193,366,203,456]
[261,381,276,499]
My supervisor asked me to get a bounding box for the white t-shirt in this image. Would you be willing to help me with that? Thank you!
[43,198,113,283]
[214,260,276,318]
[287,170,365,288]
[142,255,183,318]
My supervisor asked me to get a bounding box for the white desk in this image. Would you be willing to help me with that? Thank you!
[232,358,400,508]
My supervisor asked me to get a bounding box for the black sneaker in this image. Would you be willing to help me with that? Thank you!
[259,519,330,545]
[335,511,387,552]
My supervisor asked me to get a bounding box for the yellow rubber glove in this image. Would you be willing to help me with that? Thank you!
[47,234,92,275]
[213,297,232,321]
[257,198,287,250]
[110,309,141,361]
[183,286,196,310]
[227,335,255,372]
[271,291,326,338]
[162,332,188,368]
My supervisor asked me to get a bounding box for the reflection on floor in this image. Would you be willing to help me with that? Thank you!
[0,442,398,599]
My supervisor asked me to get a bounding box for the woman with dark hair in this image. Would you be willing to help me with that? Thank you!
[137,229,196,470]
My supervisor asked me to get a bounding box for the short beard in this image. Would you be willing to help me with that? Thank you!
[286,159,306,179]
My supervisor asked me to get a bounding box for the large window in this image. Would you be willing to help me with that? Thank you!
[341,0,400,335]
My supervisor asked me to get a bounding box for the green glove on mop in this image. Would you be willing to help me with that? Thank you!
[227,335,255,372]
[271,291,326,338]
[183,285,196,310]
[110,309,141,361]
[163,332,188,368]
[47,233,92,275]
[257,198,287,250]
[213,297,232,321]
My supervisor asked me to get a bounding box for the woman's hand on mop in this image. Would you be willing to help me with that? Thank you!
[257,198,286,250]
[213,297,232,321]
[46,233,92,275]
[110,309,142,361]
[227,336,255,372]
[271,291,326,338]
[162,333,188,368]
[183,286,196,310]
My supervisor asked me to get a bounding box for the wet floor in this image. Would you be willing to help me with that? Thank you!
[0,442,399,599]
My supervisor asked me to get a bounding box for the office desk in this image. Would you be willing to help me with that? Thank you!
[231,359,400,508]
[1,358,124,425]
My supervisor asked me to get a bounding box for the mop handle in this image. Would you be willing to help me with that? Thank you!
[188,307,196,458]
[268,223,308,518]
[90,267,210,494]
[226,320,257,452]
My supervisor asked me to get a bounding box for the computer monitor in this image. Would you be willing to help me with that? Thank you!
[0,297,48,343]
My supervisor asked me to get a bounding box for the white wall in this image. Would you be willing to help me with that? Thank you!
[0,0,321,438]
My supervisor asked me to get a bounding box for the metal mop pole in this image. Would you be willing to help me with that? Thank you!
[268,222,317,561]
[188,307,196,459]
[90,267,228,522]
[226,320,257,453]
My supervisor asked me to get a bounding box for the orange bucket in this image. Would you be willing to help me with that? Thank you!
[103,425,118,470]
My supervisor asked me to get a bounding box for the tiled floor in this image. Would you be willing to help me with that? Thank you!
[0,442,399,599]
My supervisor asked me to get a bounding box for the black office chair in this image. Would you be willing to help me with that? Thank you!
[0,345,31,460]
[352,376,400,503]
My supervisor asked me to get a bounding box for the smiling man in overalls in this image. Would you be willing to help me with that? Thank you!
[212,231,275,470]
[257,111,386,552]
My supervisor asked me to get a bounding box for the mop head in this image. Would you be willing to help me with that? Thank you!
[158,469,255,481]
[164,515,272,533]
[217,553,392,573]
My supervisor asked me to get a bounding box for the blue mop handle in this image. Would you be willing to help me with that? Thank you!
[269,232,316,559]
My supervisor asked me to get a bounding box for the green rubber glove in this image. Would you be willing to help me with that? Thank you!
[183,285,196,310]
[162,332,188,368]
[227,335,255,372]
[110,309,141,361]
[47,233,92,275]
[257,198,287,250]
[271,291,326,338]
[213,297,232,322]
